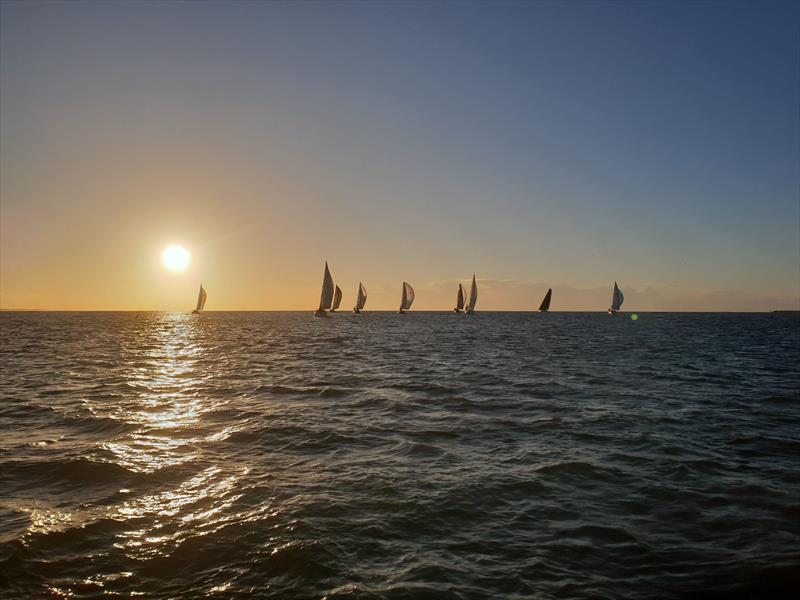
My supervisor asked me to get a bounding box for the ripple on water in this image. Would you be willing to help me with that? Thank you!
[0,311,798,599]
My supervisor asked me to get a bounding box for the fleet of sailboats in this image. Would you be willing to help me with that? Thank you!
[192,261,625,316]
[191,268,627,316]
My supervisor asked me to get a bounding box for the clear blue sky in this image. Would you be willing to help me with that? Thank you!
[1,0,798,310]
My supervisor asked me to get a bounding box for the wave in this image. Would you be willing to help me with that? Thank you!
[2,312,799,599]
[0,457,135,489]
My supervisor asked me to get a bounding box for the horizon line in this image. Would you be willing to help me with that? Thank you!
[1,309,794,314]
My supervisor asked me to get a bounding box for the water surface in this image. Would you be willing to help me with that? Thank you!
[1,312,798,598]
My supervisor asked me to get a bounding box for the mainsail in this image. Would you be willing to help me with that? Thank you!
[318,262,334,311]
[400,282,415,311]
[539,288,552,312]
[611,282,624,311]
[455,284,464,311]
[332,285,342,311]
[355,282,367,311]
[195,284,207,312]
[466,274,478,313]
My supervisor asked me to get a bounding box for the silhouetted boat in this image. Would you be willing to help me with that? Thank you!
[454,283,464,313]
[192,284,207,314]
[538,288,552,312]
[399,282,415,313]
[608,282,624,315]
[315,262,334,316]
[353,283,367,313]
[465,274,477,314]
[330,285,342,312]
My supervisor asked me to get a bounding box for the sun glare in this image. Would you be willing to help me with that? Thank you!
[161,245,191,273]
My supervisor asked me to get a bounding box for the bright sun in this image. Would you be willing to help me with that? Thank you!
[161,244,191,273]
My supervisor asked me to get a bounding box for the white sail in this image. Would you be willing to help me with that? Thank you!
[466,274,478,312]
[319,262,334,310]
[400,282,415,311]
[355,282,367,311]
[455,284,464,311]
[331,285,342,311]
[611,281,624,311]
[196,284,207,312]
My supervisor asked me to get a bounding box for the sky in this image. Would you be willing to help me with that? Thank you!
[1,0,798,311]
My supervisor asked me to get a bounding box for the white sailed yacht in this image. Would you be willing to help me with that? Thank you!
[608,282,624,315]
[538,288,552,312]
[330,285,342,312]
[315,262,334,316]
[454,283,464,313]
[191,284,207,314]
[464,274,478,314]
[353,283,367,313]
[398,282,415,313]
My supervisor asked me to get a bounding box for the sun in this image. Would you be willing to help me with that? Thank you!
[161,244,191,273]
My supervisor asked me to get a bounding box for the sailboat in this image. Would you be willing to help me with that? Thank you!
[464,274,478,314]
[453,283,465,313]
[608,281,624,315]
[538,288,552,312]
[191,284,207,314]
[315,261,334,316]
[353,282,367,313]
[398,282,415,313]
[330,285,342,312]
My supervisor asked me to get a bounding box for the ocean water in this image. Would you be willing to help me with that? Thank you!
[0,311,798,599]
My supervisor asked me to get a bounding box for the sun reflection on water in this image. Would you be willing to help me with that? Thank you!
[97,314,268,561]
[114,465,250,559]
[9,310,285,598]
[99,313,213,472]
[25,314,261,563]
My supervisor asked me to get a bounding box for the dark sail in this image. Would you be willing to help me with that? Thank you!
[538,288,552,312]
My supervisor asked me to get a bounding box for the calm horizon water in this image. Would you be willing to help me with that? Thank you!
[1,312,798,599]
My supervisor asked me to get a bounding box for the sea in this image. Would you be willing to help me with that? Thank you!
[1,312,798,599]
